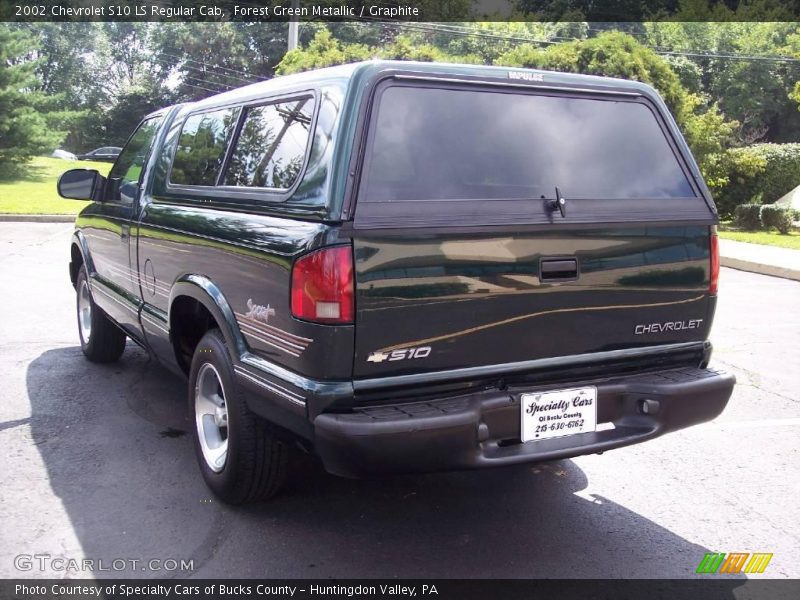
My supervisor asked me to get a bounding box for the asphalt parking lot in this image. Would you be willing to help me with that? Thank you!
[1,223,798,580]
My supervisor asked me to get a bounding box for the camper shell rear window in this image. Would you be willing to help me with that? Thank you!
[359,84,697,203]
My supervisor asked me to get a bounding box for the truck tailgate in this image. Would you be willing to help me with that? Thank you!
[353,226,713,377]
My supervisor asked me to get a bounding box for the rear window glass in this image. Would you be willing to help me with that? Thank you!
[170,108,237,186]
[361,86,695,202]
[223,97,315,189]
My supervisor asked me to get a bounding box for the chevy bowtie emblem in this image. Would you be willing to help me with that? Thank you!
[367,351,390,363]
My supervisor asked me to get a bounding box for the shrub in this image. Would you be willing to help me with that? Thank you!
[760,205,796,234]
[733,204,763,230]
[716,144,800,218]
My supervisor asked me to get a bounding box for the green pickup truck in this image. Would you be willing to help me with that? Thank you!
[59,61,735,504]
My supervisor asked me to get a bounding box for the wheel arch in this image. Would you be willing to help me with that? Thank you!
[69,230,95,287]
[168,275,247,372]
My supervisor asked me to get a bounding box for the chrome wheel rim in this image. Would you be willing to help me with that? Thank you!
[195,363,228,472]
[78,279,92,344]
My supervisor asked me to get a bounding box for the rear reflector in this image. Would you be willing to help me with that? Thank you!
[710,231,720,295]
[291,246,354,324]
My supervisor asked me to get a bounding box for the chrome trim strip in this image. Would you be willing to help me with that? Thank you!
[90,281,139,314]
[103,263,170,296]
[238,321,306,352]
[234,365,305,406]
[241,329,302,358]
[234,312,312,343]
[353,342,708,392]
[141,312,169,334]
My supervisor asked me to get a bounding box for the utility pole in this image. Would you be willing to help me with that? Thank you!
[287,0,299,51]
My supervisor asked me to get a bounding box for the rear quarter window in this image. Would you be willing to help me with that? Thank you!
[360,85,696,203]
[170,108,238,186]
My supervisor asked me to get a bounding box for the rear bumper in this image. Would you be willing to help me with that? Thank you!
[313,366,735,478]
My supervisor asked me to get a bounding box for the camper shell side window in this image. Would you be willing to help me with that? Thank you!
[158,91,320,207]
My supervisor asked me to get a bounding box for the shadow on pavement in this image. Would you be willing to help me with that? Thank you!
[23,345,744,589]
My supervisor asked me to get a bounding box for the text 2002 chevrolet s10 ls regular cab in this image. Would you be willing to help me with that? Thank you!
[57,61,735,504]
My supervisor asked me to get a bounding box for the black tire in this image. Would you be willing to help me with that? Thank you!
[189,329,288,504]
[75,266,126,363]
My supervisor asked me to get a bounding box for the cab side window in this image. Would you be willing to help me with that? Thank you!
[108,116,163,204]
[170,108,238,186]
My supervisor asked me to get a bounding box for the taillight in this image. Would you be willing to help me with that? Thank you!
[709,231,720,295]
[291,246,354,324]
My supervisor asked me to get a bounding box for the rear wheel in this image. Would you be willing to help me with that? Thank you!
[75,266,126,363]
[189,329,288,504]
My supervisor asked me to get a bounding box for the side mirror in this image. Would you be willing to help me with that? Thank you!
[57,169,105,201]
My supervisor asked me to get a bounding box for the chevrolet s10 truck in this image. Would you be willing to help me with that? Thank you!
[58,61,735,503]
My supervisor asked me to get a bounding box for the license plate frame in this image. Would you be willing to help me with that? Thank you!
[521,386,597,443]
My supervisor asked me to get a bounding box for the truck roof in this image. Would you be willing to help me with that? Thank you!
[184,59,660,113]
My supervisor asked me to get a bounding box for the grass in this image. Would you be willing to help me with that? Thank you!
[0,156,112,214]
[718,229,800,250]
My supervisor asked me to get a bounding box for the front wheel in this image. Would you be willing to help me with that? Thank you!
[189,329,288,504]
[75,266,126,363]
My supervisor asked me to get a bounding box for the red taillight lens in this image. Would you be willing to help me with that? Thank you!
[291,246,354,324]
[710,232,720,295]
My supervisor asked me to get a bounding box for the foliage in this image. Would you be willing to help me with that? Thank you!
[731,201,797,233]
[715,143,800,216]
[0,156,110,214]
[661,55,703,94]
[0,25,74,167]
[733,204,763,230]
[513,0,670,21]
[151,23,285,97]
[429,22,573,64]
[276,30,480,76]
[760,204,797,234]
[645,21,800,144]
[276,30,372,75]
[496,32,691,118]
[678,94,742,193]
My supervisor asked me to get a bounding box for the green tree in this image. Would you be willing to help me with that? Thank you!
[276,29,372,75]
[645,21,800,143]
[151,23,278,100]
[496,31,689,115]
[19,23,99,151]
[276,29,479,76]
[0,24,70,168]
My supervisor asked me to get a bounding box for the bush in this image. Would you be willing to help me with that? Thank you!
[716,144,800,217]
[760,205,796,234]
[734,204,763,230]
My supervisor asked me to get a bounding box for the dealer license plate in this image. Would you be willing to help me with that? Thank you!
[521,386,597,442]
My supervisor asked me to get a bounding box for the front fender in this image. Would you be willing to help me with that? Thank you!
[169,274,247,360]
[70,230,95,287]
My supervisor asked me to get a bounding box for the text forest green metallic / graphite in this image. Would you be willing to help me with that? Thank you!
[66,60,735,485]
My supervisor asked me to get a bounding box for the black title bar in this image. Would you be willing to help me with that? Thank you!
[3,0,800,22]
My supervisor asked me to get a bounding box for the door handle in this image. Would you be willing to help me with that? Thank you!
[540,258,578,281]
